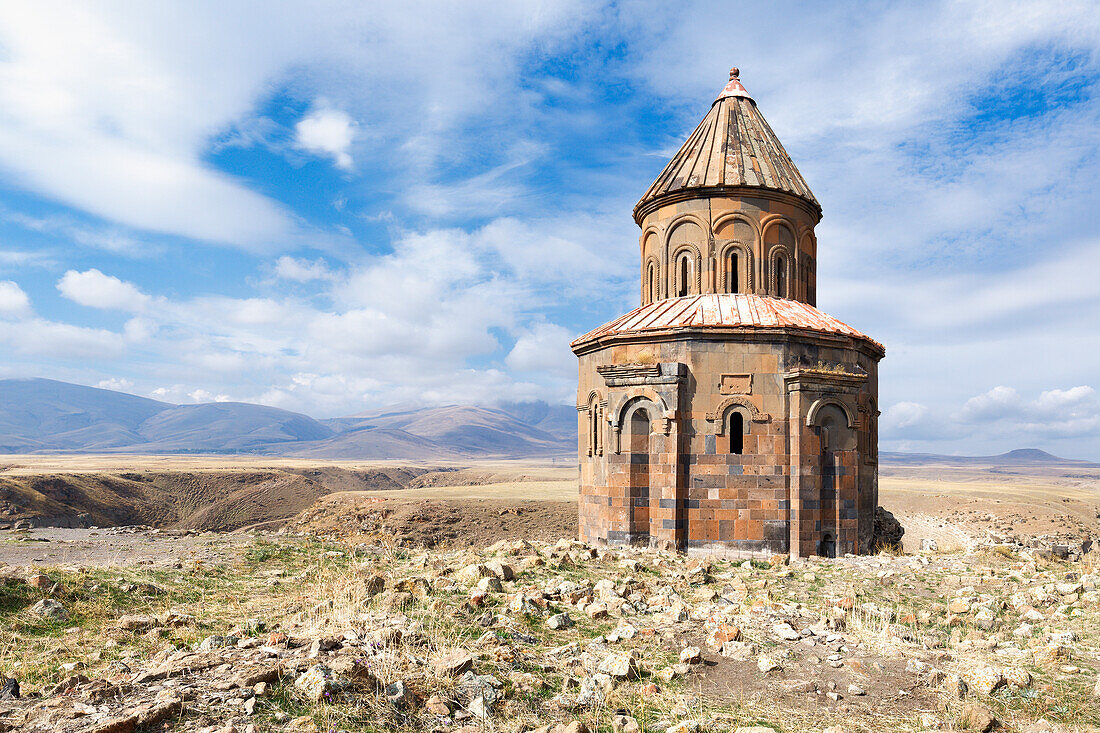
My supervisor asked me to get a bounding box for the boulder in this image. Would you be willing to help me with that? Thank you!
[613,715,640,733]
[477,576,503,593]
[485,561,514,581]
[458,564,492,583]
[547,612,573,630]
[433,649,474,677]
[385,680,416,709]
[871,506,905,551]
[27,573,52,590]
[30,598,68,622]
[772,622,801,641]
[1002,667,1031,689]
[959,702,996,732]
[294,665,347,702]
[117,614,158,632]
[707,623,742,648]
[597,651,638,679]
[757,655,780,673]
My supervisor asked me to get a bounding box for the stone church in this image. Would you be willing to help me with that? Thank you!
[572,69,884,559]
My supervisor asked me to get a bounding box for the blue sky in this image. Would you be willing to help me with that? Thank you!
[0,1,1098,459]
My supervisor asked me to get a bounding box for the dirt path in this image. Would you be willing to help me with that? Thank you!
[0,527,252,568]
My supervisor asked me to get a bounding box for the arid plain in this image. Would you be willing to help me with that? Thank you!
[1,453,1098,733]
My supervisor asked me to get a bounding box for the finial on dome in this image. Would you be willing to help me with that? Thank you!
[715,66,752,103]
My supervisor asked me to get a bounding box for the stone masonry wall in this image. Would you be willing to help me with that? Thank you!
[576,331,879,558]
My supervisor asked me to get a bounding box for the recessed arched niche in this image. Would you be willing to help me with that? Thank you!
[668,220,705,296]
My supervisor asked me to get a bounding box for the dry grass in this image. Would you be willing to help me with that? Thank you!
[3,532,1099,732]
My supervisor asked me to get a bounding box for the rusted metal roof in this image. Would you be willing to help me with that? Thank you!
[572,294,883,352]
[634,69,818,222]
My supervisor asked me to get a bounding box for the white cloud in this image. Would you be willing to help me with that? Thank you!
[295,106,355,170]
[150,385,231,403]
[505,322,575,376]
[958,386,1022,422]
[882,401,928,430]
[0,2,597,246]
[0,318,125,359]
[0,4,296,248]
[1,208,152,257]
[884,383,1100,456]
[57,269,150,311]
[4,210,630,416]
[274,256,335,282]
[0,280,30,317]
[96,377,134,392]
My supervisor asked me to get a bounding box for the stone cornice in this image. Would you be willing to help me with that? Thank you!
[634,186,822,227]
[572,326,885,361]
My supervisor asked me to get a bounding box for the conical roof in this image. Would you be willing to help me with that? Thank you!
[572,294,882,355]
[634,68,818,223]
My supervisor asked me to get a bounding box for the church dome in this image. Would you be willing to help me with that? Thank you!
[634,69,818,224]
[572,293,882,353]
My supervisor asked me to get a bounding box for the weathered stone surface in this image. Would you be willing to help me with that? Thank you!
[30,598,68,621]
[458,564,491,583]
[477,575,503,592]
[547,612,573,630]
[871,506,905,550]
[485,561,514,581]
[597,652,638,679]
[86,715,139,733]
[385,680,415,709]
[757,655,780,673]
[117,614,158,632]
[1001,667,1031,689]
[958,702,996,732]
[135,699,183,728]
[961,666,1004,696]
[27,573,52,589]
[613,714,641,733]
[772,622,800,641]
[434,649,474,677]
[294,664,346,702]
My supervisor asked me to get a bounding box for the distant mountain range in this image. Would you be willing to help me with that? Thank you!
[0,378,575,459]
[880,448,1097,466]
[2,378,1093,464]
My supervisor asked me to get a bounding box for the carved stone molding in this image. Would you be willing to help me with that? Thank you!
[706,395,771,433]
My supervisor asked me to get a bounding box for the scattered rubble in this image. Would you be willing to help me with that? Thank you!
[0,528,1098,732]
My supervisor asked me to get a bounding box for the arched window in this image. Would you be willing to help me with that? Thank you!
[729,412,744,454]
[676,252,692,297]
[774,254,787,298]
[588,398,604,456]
[726,251,740,294]
[647,262,658,303]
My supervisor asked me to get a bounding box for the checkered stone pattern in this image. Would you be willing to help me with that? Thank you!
[574,332,882,559]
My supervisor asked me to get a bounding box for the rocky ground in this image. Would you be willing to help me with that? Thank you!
[0,525,1098,733]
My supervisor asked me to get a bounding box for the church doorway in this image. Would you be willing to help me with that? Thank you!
[626,407,652,546]
[820,533,836,558]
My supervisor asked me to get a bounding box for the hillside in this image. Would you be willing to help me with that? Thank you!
[0,378,572,459]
